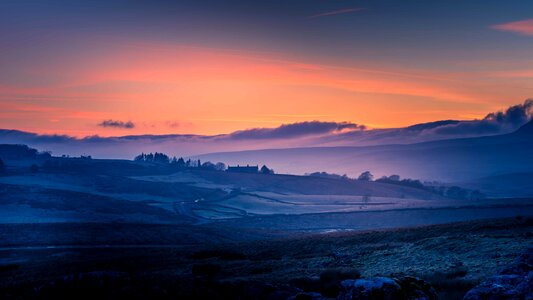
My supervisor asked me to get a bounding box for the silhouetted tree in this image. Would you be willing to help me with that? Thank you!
[197,159,201,168]
[153,152,170,164]
[260,165,274,174]
[134,152,170,164]
[307,172,346,180]
[201,161,216,170]
[134,153,146,162]
[177,157,186,168]
[357,171,373,181]
[146,153,154,161]
[388,174,400,181]
[0,158,5,173]
[215,162,226,171]
[399,178,424,189]
[362,194,371,204]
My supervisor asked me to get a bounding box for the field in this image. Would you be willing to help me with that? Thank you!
[1,155,533,299]
[1,217,532,299]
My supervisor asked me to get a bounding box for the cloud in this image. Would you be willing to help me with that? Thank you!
[308,8,363,19]
[405,120,460,132]
[98,120,135,129]
[166,121,180,128]
[491,19,533,36]
[228,121,365,140]
[433,99,533,135]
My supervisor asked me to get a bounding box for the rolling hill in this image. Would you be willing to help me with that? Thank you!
[194,120,533,183]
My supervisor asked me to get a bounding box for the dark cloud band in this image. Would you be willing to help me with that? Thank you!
[228,121,365,140]
[98,120,135,129]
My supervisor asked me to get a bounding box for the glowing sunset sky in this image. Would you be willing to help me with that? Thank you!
[0,0,532,136]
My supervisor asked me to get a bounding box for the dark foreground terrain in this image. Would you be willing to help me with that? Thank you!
[1,216,532,300]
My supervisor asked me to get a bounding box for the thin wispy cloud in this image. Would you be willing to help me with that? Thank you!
[98,120,135,129]
[491,19,533,36]
[307,7,363,19]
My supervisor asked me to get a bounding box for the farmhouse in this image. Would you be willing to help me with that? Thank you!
[227,165,259,173]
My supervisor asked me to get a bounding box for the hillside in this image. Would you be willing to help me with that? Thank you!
[1,217,532,299]
[2,142,532,226]
[195,120,533,184]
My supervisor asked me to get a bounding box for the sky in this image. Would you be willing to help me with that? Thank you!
[0,0,532,137]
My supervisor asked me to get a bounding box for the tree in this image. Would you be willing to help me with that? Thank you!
[215,162,226,171]
[176,157,186,168]
[146,153,154,162]
[201,161,216,170]
[388,174,400,182]
[358,171,373,181]
[260,165,274,174]
[134,153,145,162]
[134,152,170,164]
[0,158,5,173]
[153,152,170,164]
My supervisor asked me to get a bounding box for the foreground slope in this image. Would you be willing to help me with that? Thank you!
[1,217,532,299]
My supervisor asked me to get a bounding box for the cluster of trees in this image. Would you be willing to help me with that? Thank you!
[375,174,485,200]
[133,152,275,174]
[0,157,4,173]
[376,174,425,189]
[308,171,485,200]
[308,171,374,181]
[134,152,172,164]
[0,144,51,160]
[307,172,349,180]
[133,152,227,171]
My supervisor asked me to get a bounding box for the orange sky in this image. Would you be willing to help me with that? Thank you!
[1,40,531,137]
[1,0,533,137]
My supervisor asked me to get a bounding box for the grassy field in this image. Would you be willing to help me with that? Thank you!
[1,217,532,299]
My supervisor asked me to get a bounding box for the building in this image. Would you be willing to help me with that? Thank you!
[227,164,258,173]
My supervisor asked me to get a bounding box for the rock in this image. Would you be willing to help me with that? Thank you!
[500,247,533,276]
[396,276,438,300]
[464,247,533,300]
[338,277,402,300]
[463,273,533,300]
[287,292,329,300]
[337,276,438,300]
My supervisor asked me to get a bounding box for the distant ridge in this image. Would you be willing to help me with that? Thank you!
[405,120,460,131]
[516,119,533,134]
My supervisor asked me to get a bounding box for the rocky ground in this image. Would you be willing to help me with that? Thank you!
[1,216,532,299]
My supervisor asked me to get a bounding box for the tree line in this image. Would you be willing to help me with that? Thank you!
[308,171,485,200]
[133,152,274,174]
